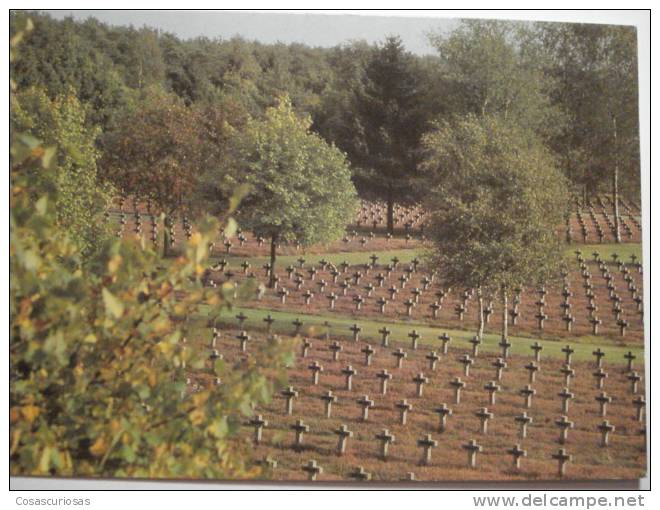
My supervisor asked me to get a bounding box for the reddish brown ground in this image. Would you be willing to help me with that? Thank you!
[109,195,643,248]
[112,195,646,481]
[206,255,644,345]
[190,327,646,482]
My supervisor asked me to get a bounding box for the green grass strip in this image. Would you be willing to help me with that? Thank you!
[214,243,642,270]
[200,305,643,365]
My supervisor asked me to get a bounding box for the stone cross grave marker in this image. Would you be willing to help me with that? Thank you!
[396,399,413,425]
[434,403,452,432]
[463,439,483,469]
[558,388,575,413]
[330,341,343,362]
[484,381,501,405]
[281,386,298,415]
[593,367,608,390]
[291,419,310,449]
[376,429,396,459]
[357,395,375,421]
[555,415,574,444]
[508,444,527,469]
[392,348,407,369]
[515,412,533,439]
[320,391,338,418]
[341,365,357,391]
[520,385,537,409]
[308,361,324,386]
[476,407,494,434]
[450,377,466,404]
[417,434,438,466]
[334,424,353,456]
[413,373,429,397]
[552,448,572,478]
[302,459,322,481]
[426,351,440,371]
[248,414,268,445]
[361,344,376,366]
[377,369,392,395]
[595,392,612,417]
[439,333,451,355]
[597,420,615,447]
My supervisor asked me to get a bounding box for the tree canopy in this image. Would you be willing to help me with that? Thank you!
[11,86,114,259]
[227,97,358,283]
[421,114,570,338]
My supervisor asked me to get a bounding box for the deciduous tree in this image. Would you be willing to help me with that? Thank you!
[421,114,569,341]
[228,97,358,286]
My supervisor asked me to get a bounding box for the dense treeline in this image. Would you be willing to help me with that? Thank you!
[11,12,641,215]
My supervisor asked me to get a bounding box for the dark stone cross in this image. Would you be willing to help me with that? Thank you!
[434,403,452,432]
[392,348,407,369]
[308,361,324,385]
[357,395,375,421]
[552,448,572,478]
[341,365,357,391]
[396,399,413,425]
[291,419,310,449]
[376,369,392,395]
[408,329,421,350]
[334,424,353,456]
[508,444,527,469]
[450,377,466,404]
[301,459,322,481]
[417,434,438,466]
[515,412,533,439]
[462,439,483,469]
[248,414,268,445]
[281,386,298,415]
[412,373,429,397]
[439,333,451,355]
[426,351,440,371]
[484,381,501,405]
[376,429,396,459]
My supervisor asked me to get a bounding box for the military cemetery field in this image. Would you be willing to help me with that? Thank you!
[109,199,646,482]
[10,12,646,485]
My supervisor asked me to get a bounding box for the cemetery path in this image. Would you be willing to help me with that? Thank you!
[197,305,644,364]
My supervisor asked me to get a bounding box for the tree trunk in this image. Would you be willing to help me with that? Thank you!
[501,285,508,341]
[268,234,278,288]
[477,287,485,341]
[612,115,622,243]
[162,214,169,258]
[386,185,394,235]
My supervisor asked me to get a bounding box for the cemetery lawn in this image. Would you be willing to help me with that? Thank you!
[217,248,423,269]
[215,242,642,269]
[197,305,643,364]
[575,243,643,262]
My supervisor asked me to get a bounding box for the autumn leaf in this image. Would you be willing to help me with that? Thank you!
[89,436,108,458]
[102,288,124,318]
[21,405,40,424]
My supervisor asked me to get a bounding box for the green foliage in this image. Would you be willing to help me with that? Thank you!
[10,11,130,129]
[228,97,358,248]
[11,86,114,259]
[317,37,433,232]
[538,22,640,199]
[429,20,567,143]
[421,114,570,294]
[10,22,293,479]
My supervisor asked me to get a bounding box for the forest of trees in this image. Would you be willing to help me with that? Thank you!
[10,11,641,215]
